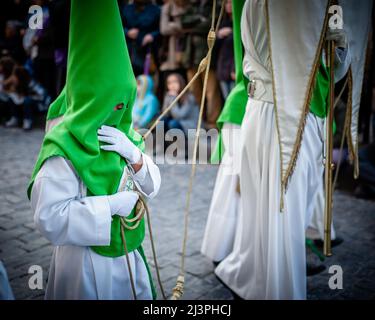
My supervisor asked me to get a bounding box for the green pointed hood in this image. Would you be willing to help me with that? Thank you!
[28,0,143,198]
[45,85,67,121]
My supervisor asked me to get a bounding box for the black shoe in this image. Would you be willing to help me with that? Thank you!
[213,260,222,267]
[313,237,344,249]
[354,185,375,200]
[307,263,326,276]
[214,274,244,300]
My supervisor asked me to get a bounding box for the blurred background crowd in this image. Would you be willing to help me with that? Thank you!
[0,0,374,199]
[0,0,237,133]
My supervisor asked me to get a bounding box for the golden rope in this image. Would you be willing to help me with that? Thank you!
[171,0,225,300]
[120,222,137,300]
[120,191,167,300]
[122,0,225,301]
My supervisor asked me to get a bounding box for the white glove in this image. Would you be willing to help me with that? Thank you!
[326,28,347,48]
[107,191,139,217]
[98,125,141,164]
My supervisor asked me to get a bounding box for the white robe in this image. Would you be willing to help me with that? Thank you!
[309,182,337,241]
[201,123,242,262]
[30,154,161,300]
[215,0,349,300]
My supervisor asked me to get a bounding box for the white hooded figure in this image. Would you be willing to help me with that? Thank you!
[215,0,370,300]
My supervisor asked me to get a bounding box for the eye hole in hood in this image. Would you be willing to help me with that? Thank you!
[114,102,124,110]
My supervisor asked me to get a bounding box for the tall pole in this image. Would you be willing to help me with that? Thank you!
[323,36,336,257]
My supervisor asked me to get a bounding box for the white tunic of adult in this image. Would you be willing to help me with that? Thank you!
[30,153,161,300]
[215,0,349,300]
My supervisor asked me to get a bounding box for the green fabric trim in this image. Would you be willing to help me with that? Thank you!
[217,80,248,128]
[310,59,330,118]
[309,59,337,134]
[211,131,224,165]
[306,238,325,262]
[46,86,67,121]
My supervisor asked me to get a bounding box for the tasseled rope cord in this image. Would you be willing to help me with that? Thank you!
[120,190,167,300]
[169,1,225,300]
[321,75,349,194]
[120,221,138,299]
[129,0,225,300]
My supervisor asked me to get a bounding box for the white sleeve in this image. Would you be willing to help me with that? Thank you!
[30,157,112,247]
[129,153,161,200]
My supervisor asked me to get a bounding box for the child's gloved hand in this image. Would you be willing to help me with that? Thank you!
[107,191,139,217]
[98,125,141,164]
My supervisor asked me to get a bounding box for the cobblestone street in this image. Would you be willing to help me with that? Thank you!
[0,127,374,300]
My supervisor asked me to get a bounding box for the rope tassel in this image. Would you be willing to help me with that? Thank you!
[171,275,185,300]
[125,0,226,301]
[120,191,167,300]
[168,0,225,300]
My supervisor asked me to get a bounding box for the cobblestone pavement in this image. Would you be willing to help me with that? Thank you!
[0,127,374,300]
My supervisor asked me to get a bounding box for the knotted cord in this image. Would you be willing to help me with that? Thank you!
[169,0,225,301]
[120,191,167,300]
[121,0,225,301]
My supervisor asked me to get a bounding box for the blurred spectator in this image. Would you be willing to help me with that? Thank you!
[121,0,161,76]
[216,0,235,99]
[162,73,199,134]
[0,20,26,63]
[0,56,16,122]
[49,0,70,96]
[133,74,160,129]
[29,0,56,99]
[159,0,188,73]
[159,0,189,100]
[0,56,16,90]
[0,0,30,40]
[2,65,50,130]
[1,0,30,25]
[181,0,222,129]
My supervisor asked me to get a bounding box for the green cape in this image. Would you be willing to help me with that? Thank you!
[310,60,329,118]
[211,0,248,163]
[28,0,145,257]
[310,59,337,133]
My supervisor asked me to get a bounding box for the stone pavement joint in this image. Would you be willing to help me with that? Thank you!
[0,127,374,300]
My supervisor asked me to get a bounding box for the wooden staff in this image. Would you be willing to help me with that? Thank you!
[323,34,336,257]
